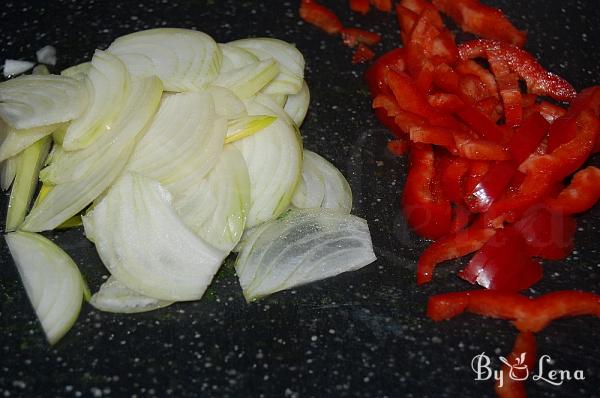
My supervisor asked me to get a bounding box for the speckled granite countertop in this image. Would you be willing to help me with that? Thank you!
[1,1,599,397]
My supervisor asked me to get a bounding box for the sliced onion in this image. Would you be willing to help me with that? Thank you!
[232,95,302,228]
[174,145,250,252]
[32,65,50,75]
[0,74,87,130]
[127,91,226,195]
[225,115,277,144]
[2,59,35,77]
[0,119,58,162]
[292,150,352,213]
[61,62,91,80]
[284,80,310,126]
[207,85,246,119]
[36,45,57,66]
[83,172,227,301]
[6,136,51,231]
[22,76,163,232]
[219,43,258,72]
[90,276,173,314]
[214,58,280,99]
[108,28,222,91]
[0,155,17,190]
[62,50,130,150]
[235,208,376,301]
[5,231,86,344]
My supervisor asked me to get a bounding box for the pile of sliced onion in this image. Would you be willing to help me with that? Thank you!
[0,28,376,344]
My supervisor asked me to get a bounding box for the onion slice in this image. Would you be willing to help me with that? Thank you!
[107,28,222,91]
[0,119,59,162]
[284,80,310,127]
[36,45,57,66]
[0,156,17,190]
[5,231,86,344]
[2,60,35,77]
[225,115,277,144]
[292,150,352,213]
[235,208,377,301]
[0,74,87,130]
[83,172,227,301]
[90,276,173,314]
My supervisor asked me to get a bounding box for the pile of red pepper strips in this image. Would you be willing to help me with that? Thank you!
[300,0,600,397]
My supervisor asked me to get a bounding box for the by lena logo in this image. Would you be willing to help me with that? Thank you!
[471,352,585,387]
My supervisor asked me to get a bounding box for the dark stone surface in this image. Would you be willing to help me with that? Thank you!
[1,1,599,397]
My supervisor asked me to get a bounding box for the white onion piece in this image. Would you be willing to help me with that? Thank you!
[225,115,276,144]
[0,119,58,162]
[219,44,258,72]
[292,150,352,213]
[62,50,130,150]
[90,276,173,314]
[36,45,57,66]
[108,28,222,91]
[1,155,17,190]
[2,60,35,77]
[214,59,280,99]
[207,85,246,119]
[22,76,163,232]
[61,62,91,80]
[174,145,250,252]
[235,208,376,301]
[229,38,304,96]
[232,95,302,228]
[83,172,227,301]
[5,231,86,344]
[127,91,226,193]
[269,94,288,107]
[32,65,50,75]
[6,136,51,231]
[284,80,310,126]
[0,75,87,130]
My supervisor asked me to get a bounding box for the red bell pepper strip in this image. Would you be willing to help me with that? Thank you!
[409,125,456,151]
[428,93,464,112]
[365,48,406,96]
[508,113,550,165]
[495,332,537,398]
[459,74,490,103]
[371,0,392,12]
[545,166,600,215]
[349,0,370,14]
[352,44,376,64]
[513,207,576,260]
[455,60,499,99]
[464,160,490,194]
[459,228,542,291]
[427,290,600,332]
[458,39,577,102]
[449,204,472,233]
[396,4,419,42]
[399,0,433,16]
[372,94,412,137]
[536,101,567,124]
[431,0,526,47]
[465,160,517,213]
[456,105,505,142]
[299,0,344,35]
[341,27,382,48]
[402,144,452,240]
[439,156,470,204]
[453,130,511,161]
[416,225,495,284]
[387,138,410,156]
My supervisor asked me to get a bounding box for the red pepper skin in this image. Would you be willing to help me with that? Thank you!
[545,166,600,215]
[409,125,456,151]
[387,138,410,156]
[536,101,567,124]
[402,144,452,240]
[455,60,499,100]
[449,204,472,233]
[439,156,470,204]
[372,94,412,137]
[365,48,406,96]
[427,290,600,332]
[352,44,376,64]
[546,115,577,153]
[299,0,344,35]
[371,0,392,12]
[416,225,495,284]
[428,93,464,112]
[456,105,505,142]
[431,0,526,47]
[453,130,511,161]
[458,39,577,102]
[396,4,419,41]
[342,27,382,48]
[513,207,576,260]
[495,332,537,398]
[350,0,370,14]
[459,228,542,291]
[508,113,550,165]
[465,160,517,213]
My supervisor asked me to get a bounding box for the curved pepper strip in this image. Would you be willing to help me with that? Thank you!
[427,290,600,333]
[342,27,382,47]
[402,143,452,241]
[495,332,537,398]
[416,225,495,284]
[458,39,577,102]
[545,166,600,215]
[432,0,526,47]
[350,0,370,14]
[365,48,406,96]
[299,0,343,35]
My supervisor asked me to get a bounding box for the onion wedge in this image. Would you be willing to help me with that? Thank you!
[235,208,376,301]
[83,172,227,301]
[284,80,310,127]
[90,276,173,314]
[5,231,86,344]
